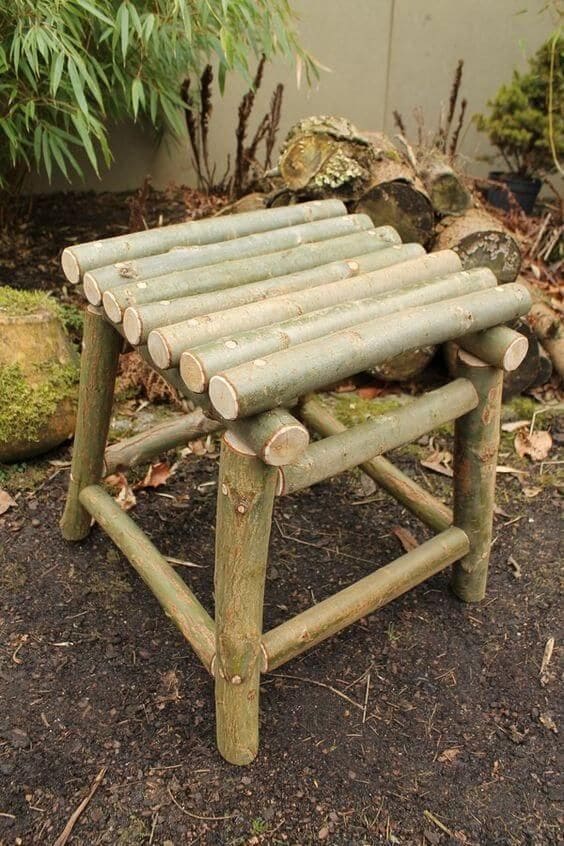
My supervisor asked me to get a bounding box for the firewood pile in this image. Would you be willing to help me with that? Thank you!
[239,115,561,396]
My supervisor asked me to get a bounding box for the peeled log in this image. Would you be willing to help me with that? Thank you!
[419,151,472,216]
[434,209,521,283]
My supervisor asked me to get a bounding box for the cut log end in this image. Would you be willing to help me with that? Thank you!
[102,291,123,324]
[83,273,103,306]
[428,174,471,217]
[356,183,435,246]
[263,424,310,466]
[61,248,81,285]
[502,334,529,371]
[147,331,173,370]
[209,375,239,420]
[123,308,144,346]
[180,352,206,393]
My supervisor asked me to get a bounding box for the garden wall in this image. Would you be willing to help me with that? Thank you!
[28,0,554,193]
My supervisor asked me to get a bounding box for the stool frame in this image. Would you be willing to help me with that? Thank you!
[61,306,504,765]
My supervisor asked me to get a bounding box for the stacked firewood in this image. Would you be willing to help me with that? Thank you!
[252,115,560,392]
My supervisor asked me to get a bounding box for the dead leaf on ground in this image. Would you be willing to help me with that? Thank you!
[539,712,558,733]
[540,636,555,686]
[438,747,461,764]
[106,472,137,511]
[392,526,419,552]
[137,461,177,490]
[501,420,531,432]
[156,669,182,708]
[496,465,528,477]
[522,486,542,498]
[420,459,454,478]
[514,430,552,461]
[507,556,522,579]
[0,489,17,515]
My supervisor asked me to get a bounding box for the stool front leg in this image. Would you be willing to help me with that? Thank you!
[60,307,122,541]
[214,438,277,765]
[451,353,503,602]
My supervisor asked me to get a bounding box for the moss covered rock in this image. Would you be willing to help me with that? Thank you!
[0,287,80,462]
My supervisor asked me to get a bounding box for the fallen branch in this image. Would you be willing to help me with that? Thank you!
[53,767,107,846]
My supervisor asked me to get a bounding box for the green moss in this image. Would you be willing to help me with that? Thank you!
[0,360,79,446]
[329,393,406,427]
[0,461,52,493]
[0,287,59,317]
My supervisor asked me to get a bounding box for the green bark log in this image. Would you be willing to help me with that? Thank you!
[181,265,491,392]
[146,244,424,369]
[277,380,478,495]
[209,283,532,420]
[61,199,347,284]
[103,408,222,475]
[215,439,277,765]
[79,485,216,670]
[300,397,452,532]
[457,325,529,371]
[60,307,122,540]
[262,527,469,670]
[225,409,309,466]
[104,224,398,323]
[83,214,372,306]
[451,354,504,602]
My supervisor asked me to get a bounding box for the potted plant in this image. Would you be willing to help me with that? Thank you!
[475,34,563,214]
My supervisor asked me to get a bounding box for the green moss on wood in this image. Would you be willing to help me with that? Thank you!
[0,360,79,446]
[0,287,59,317]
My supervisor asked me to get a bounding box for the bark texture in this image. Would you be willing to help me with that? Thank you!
[451,355,503,602]
[434,209,521,282]
[60,308,122,540]
[214,439,277,765]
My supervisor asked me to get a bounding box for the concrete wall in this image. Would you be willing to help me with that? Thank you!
[29,0,554,193]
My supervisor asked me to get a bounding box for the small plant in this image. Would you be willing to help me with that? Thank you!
[251,818,268,835]
[182,57,284,198]
[475,34,563,178]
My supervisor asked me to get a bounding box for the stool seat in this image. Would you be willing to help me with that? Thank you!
[60,200,531,764]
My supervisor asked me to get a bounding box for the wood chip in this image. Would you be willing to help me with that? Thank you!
[0,490,16,515]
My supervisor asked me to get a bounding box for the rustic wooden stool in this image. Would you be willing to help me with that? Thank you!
[60,200,531,764]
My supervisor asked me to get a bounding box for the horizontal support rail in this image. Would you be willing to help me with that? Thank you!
[262,527,469,670]
[277,379,477,496]
[79,485,215,672]
[300,397,452,532]
[103,409,222,475]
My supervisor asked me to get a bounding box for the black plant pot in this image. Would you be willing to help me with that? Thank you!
[487,171,542,215]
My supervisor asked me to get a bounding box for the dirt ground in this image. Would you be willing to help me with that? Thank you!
[0,191,562,846]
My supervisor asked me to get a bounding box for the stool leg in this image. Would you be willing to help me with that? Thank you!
[60,308,122,541]
[451,355,503,602]
[214,438,277,765]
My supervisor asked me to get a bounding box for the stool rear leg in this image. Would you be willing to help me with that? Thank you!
[451,354,503,602]
[61,308,122,541]
[214,438,277,765]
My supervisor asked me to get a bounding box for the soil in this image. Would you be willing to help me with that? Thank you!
[0,190,562,846]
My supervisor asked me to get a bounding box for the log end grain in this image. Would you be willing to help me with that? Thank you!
[180,351,207,393]
[83,272,103,306]
[61,247,81,284]
[123,308,144,346]
[102,290,124,324]
[209,375,239,420]
[356,182,435,246]
[147,330,173,370]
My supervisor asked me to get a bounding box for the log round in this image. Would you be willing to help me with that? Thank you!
[434,209,521,283]
[419,151,472,216]
[356,182,435,246]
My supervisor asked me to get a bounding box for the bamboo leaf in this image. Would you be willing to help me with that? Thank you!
[71,112,99,173]
[72,0,113,25]
[51,52,65,97]
[117,3,130,63]
[68,58,89,116]
[131,77,144,119]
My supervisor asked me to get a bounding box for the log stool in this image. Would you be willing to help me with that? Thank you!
[60,200,531,764]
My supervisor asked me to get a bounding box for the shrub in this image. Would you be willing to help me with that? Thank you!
[475,34,563,177]
[0,0,316,189]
